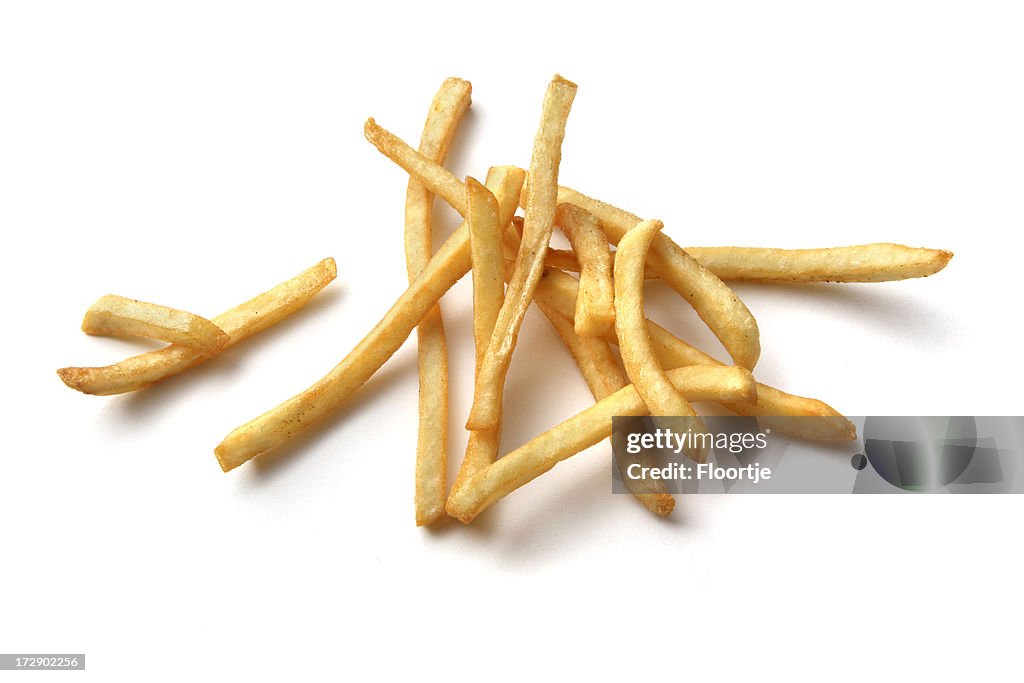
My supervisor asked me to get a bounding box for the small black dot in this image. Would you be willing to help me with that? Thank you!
[851,453,868,470]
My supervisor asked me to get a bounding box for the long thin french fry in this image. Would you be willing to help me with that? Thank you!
[57,258,337,396]
[466,75,577,431]
[406,77,471,526]
[557,185,761,370]
[542,243,953,283]
[213,168,526,472]
[681,244,953,283]
[446,365,756,523]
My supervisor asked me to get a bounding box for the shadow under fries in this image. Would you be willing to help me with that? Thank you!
[107,286,346,422]
[492,457,684,566]
[727,281,953,341]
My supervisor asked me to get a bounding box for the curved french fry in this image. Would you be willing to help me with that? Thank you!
[615,219,708,461]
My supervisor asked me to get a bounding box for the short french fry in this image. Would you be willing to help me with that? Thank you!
[57,258,337,396]
[556,204,614,337]
[82,295,228,351]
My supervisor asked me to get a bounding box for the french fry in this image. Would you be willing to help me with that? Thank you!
[406,77,472,526]
[530,266,856,442]
[82,295,228,351]
[557,185,761,370]
[541,244,952,284]
[448,178,506,502]
[615,219,709,462]
[57,258,337,396]
[466,74,577,431]
[213,168,526,472]
[680,244,954,283]
[365,118,466,214]
[556,204,614,337]
[537,302,675,517]
[446,365,756,523]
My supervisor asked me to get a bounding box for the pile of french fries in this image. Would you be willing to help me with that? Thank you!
[58,75,953,526]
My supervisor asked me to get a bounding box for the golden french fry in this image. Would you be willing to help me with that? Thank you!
[214,168,526,472]
[681,244,954,282]
[448,178,506,501]
[406,77,472,526]
[542,244,951,284]
[615,219,709,461]
[531,266,856,442]
[465,178,505,369]
[537,302,675,517]
[556,204,614,337]
[466,74,577,431]
[82,294,228,351]
[446,365,756,523]
[365,117,466,215]
[557,185,761,370]
[57,258,337,396]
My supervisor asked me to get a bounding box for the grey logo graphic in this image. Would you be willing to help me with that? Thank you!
[857,417,1004,491]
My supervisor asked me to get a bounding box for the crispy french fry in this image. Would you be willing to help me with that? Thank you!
[537,302,675,517]
[542,244,952,284]
[615,219,709,461]
[82,294,228,351]
[448,177,506,499]
[446,365,756,523]
[531,266,856,442]
[556,204,614,337]
[57,258,337,396]
[557,185,761,370]
[365,118,466,214]
[406,77,472,526]
[680,244,954,283]
[466,75,577,431]
[213,168,526,472]
[466,178,505,369]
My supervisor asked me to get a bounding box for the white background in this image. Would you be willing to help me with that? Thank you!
[2,2,1022,681]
